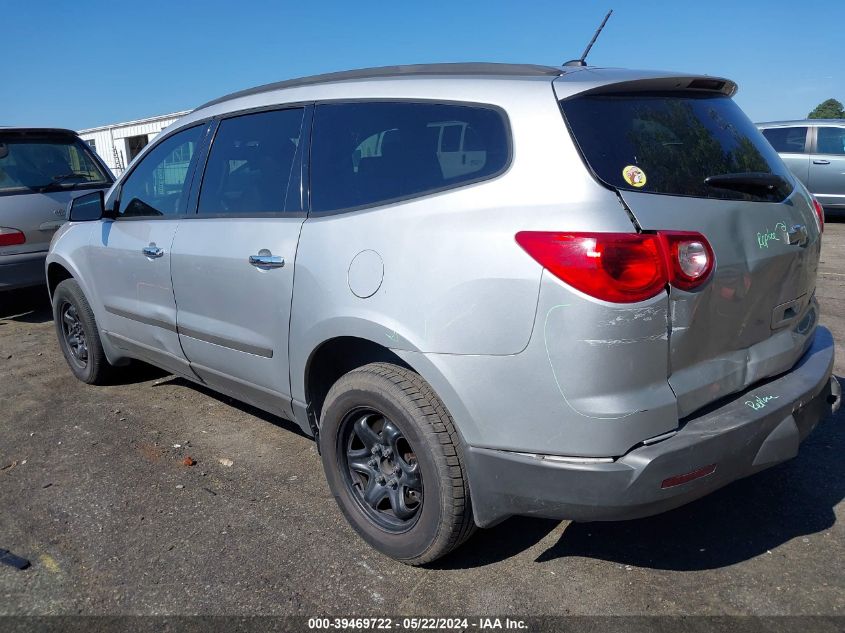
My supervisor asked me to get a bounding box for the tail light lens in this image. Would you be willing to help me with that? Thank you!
[811,196,824,233]
[515,232,665,303]
[660,232,715,291]
[515,230,714,303]
[0,227,25,247]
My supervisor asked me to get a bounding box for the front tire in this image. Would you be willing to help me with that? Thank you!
[52,278,114,385]
[319,362,475,565]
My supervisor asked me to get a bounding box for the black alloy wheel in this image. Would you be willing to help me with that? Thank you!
[339,409,423,531]
[52,278,115,385]
[60,301,88,368]
[318,362,476,564]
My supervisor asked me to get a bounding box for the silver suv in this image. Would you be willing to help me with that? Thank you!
[47,64,841,564]
[757,119,845,214]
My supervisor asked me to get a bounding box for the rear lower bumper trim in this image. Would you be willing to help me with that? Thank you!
[466,326,836,528]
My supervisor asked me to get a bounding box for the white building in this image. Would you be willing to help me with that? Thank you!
[78,110,190,175]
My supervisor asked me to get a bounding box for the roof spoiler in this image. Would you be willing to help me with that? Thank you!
[554,72,738,100]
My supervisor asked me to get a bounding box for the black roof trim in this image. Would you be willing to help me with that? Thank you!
[0,127,79,137]
[196,63,563,110]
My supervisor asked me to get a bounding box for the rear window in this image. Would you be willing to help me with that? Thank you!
[311,102,510,213]
[560,93,793,202]
[0,133,111,194]
[817,127,845,155]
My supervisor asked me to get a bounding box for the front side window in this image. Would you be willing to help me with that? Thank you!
[816,127,845,155]
[118,125,204,217]
[762,127,808,153]
[197,108,305,215]
[0,133,111,194]
[311,102,509,213]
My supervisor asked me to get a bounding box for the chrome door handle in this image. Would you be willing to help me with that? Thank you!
[143,245,164,258]
[813,159,831,165]
[249,254,285,268]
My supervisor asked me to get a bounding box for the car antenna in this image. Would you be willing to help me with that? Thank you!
[563,9,613,67]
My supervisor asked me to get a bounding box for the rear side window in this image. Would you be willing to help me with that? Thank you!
[761,127,808,153]
[311,102,509,212]
[198,108,305,215]
[0,133,111,194]
[561,93,793,202]
[816,127,845,155]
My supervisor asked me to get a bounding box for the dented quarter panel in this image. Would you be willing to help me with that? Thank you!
[398,270,678,457]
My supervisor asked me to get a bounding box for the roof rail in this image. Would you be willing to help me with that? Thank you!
[195,63,563,111]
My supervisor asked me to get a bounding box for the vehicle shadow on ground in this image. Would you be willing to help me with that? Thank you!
[109,361,172,385]
[436,394,844,571]
[0,287,52,323]
[152,375,310,438]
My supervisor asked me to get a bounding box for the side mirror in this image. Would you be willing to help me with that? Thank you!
[68,191,105,222]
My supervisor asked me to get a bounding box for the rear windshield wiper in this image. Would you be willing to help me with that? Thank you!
[704,172,788,193]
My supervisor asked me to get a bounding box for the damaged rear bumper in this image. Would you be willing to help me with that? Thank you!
[466,326,839,528]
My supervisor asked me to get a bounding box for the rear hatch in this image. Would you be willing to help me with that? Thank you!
[556,74,821,417]
[0,129,113,255]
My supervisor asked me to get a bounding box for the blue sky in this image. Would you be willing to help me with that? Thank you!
[3,0,842,130]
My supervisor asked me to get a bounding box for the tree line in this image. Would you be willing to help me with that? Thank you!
[808,98,844,119]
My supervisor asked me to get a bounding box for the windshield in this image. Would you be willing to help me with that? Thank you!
[0,134,112,194]
[560,92,794,202]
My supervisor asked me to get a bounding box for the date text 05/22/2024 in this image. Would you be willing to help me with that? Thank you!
[307,617,528,630]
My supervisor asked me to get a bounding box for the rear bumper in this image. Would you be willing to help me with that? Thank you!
[467,326,838,528]
[0,251,47,291]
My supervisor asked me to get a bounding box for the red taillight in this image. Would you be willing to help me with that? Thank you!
[0,227,25,247]
[660,231,715,291]
[515,232,666,303]
[515,230,714,303]
[812,196,825,233]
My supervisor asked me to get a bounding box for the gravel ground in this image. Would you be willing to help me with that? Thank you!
[0,222,843,619]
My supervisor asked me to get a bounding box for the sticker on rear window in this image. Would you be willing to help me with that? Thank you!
[622,165,647,188]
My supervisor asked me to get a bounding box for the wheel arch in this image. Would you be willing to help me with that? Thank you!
[45,254,127,366]
[302,334,475,456]
[304,336,412,433]
[47,261,74,299]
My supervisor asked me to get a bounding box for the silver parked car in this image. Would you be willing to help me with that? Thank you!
[757,119,845,215]
[0,128,113,291]
[47,64,841,564]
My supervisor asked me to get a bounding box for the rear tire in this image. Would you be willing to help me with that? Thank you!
[52,278,115,385]
[319,362,475,565]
